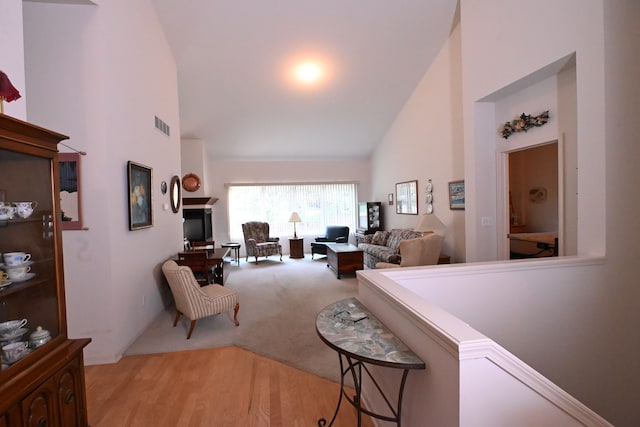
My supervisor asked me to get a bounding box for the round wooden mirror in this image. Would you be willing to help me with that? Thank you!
[170,175,181,213]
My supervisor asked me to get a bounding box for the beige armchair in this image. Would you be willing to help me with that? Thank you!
[376,233,444,268]
[242,221,283,263]
[162,260,239,339]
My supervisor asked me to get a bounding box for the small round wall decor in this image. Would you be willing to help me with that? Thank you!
[182,173,201,192]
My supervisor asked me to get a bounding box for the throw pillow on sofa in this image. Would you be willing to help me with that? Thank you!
[371,230,389,246]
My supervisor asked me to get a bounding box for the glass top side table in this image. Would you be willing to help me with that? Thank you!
[316,297,425,426]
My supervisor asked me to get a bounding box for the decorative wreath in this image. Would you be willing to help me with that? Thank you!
[501,110,549,139]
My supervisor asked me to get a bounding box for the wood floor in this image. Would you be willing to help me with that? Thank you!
[85,346,374,427]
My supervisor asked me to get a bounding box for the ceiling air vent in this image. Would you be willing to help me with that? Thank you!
[154,115,170,136]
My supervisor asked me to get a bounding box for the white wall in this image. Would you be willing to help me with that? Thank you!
[204,158,371,254]
[23,0,183,364]
[370,21,465,263]
[0,0,27,119]
[601,1,640,423]
[461,0,605,262]
[180,138,209,196]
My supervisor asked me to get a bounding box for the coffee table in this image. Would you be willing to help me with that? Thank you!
[326,243,363,279]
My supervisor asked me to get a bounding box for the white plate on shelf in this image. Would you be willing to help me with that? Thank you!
[0,260,33,269]
[9,273,35,283]
[0,280,13,289]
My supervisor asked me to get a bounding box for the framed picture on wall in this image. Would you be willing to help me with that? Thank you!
[128,161,153,230]
[396,180,418,214]
[388,193,394,205]
[448,180,465,210]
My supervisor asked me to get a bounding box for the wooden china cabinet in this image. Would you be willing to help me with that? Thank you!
[0,114,90,427]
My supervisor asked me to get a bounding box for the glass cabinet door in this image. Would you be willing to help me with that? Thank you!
[0,149,60,373]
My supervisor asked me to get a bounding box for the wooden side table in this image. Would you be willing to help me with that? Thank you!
[438,254,451,264]
[289,237,304,259]
[221,242,241,265]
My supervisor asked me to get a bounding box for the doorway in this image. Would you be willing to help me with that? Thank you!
[507,141,560,259]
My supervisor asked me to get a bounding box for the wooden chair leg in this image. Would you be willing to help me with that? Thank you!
[173,310,182,327]
[233,302,240,326]
[186,319,196,339]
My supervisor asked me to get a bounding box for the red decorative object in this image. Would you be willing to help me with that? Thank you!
[0,71,21,103]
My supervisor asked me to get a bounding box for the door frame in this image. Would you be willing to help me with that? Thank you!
[496,135,565,260]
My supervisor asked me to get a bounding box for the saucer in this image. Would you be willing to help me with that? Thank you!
[9,273,35,283]
[0,261,33,269]
[0,280,13,289]
[0,327,27,343]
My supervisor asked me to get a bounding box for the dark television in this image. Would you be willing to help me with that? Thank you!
[182,208,213,242]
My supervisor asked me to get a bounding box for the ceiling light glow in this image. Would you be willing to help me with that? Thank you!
[295,62,322,83]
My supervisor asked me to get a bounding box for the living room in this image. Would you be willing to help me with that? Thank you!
[3,0,640,425]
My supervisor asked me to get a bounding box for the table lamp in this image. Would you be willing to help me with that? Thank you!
[414,213,445,235]
[289,212,302,238]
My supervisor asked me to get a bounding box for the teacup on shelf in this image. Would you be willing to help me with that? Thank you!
[6,265,31,281]
[2,341,30,363]
[3,252,31,267]
[0,204,16,220]
[0,319,28,336]
[12,201,38,219]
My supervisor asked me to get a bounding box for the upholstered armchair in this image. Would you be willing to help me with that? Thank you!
[161,260,240,339]
[242,221,283,263]
[311,226,350,258]
[375,233,444,268]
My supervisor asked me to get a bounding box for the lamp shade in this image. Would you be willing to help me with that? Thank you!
[415,213,445,233]
[289,212,302,223]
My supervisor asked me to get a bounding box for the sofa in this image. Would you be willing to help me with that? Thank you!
[357,228,424,269]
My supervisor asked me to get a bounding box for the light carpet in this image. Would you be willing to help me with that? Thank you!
[125,255,360,383]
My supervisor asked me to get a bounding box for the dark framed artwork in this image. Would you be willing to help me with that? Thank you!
[448,180,465,210]
[59,153,84,230]
[128,161,153,230]
[395,180,418,214]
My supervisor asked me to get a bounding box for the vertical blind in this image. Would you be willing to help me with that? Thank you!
[228,183,357,242]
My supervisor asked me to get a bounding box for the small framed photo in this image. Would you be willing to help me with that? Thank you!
[448,180,465,210]
[128,161,153,230]
[388,193,394,205]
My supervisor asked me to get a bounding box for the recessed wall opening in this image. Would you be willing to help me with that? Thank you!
[508,141,559,259]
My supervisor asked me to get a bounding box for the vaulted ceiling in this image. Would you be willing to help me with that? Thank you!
[150,1,459,161]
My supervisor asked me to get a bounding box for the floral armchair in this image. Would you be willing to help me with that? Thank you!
[242,221,283,263]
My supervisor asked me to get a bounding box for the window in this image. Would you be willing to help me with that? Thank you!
[228,183,357,241]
